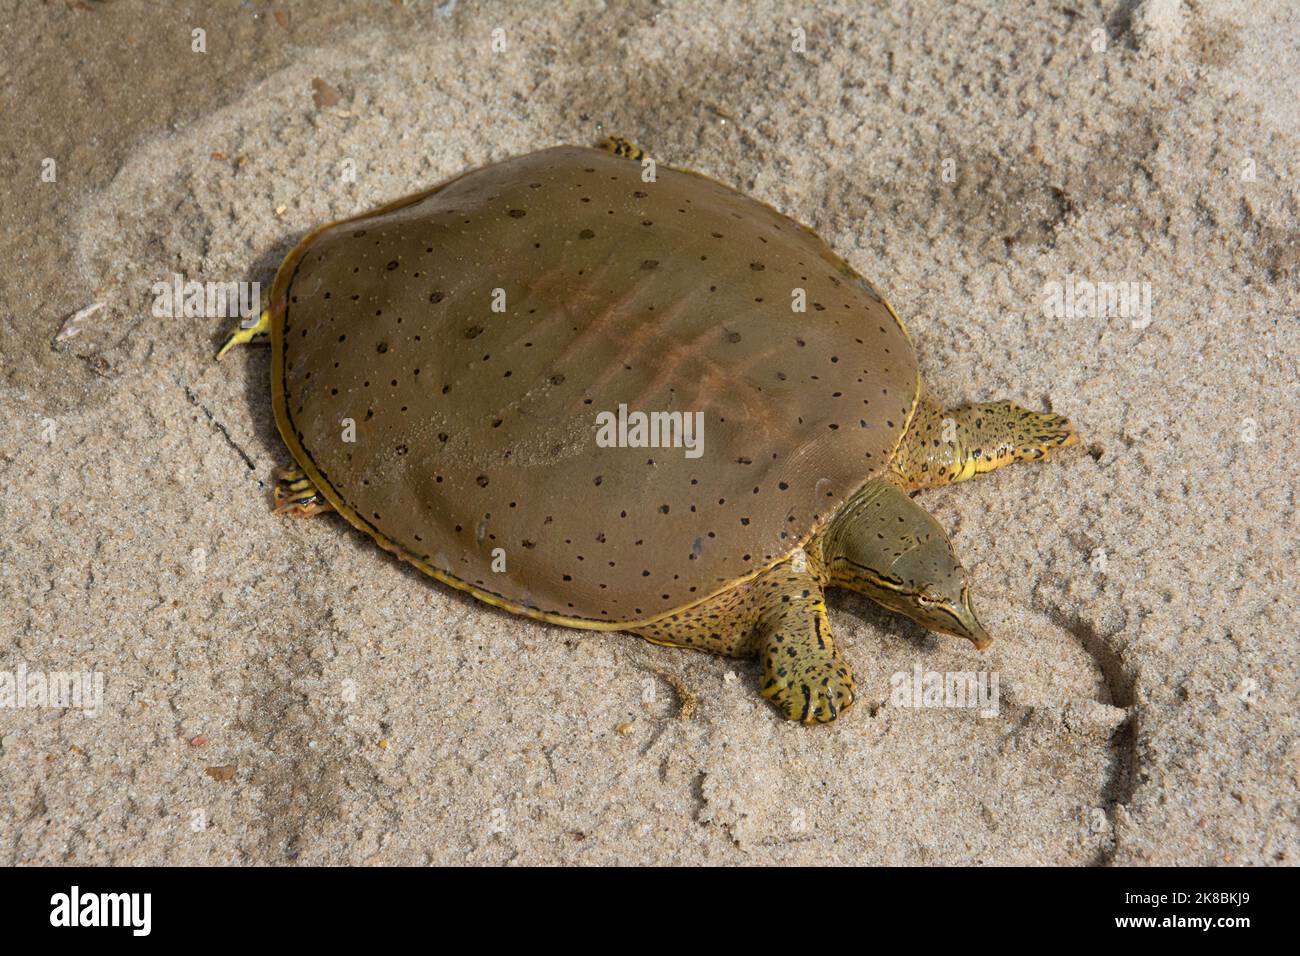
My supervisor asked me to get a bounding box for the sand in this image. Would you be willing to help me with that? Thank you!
[0,0,1295,865]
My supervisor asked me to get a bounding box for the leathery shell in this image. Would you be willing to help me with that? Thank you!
[271,146,918,625]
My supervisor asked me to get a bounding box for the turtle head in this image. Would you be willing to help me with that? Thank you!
[882,535,991,649]
[822,479,992,649]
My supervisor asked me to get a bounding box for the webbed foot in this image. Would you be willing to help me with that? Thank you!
[894,396,1079,489]
[755,567,856,723]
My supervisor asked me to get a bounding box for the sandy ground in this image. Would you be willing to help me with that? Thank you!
[0,0,1296,865]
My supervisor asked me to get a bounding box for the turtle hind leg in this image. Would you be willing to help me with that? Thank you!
[273,466,333,517]
[893,393,1079,490]
[597,136,647,161]
[216,308,271,359]
[632,580,757,657]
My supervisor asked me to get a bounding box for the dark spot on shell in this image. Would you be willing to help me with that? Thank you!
[508,208,527,218]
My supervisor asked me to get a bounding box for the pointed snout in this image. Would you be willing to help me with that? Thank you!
[957,593,992,650]
[964,615,992,651]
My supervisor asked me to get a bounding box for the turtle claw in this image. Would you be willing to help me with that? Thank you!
[273,466,333,517]
[762,657,857,725]
[1017,410,1079,460]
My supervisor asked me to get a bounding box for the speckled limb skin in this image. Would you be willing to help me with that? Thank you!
[753,566,855,722]
[598,135,647,161]
[273,466,333,517]
[633,557,854,723]
[891,392,1077,491]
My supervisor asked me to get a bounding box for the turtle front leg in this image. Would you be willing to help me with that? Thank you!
[753,563,856,724]
[631,559,855,723]
[273,466,333,517]
[892,392,1078,491]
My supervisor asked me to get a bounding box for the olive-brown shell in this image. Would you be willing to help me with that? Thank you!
[270,146,918,625]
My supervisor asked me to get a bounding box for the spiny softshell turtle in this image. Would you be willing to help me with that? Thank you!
[220,137,1078,723]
